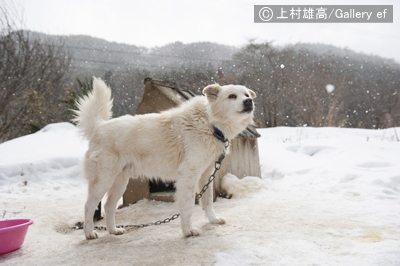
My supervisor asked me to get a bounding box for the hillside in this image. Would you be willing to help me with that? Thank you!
[26,31,237,74]
[2,31,399,142]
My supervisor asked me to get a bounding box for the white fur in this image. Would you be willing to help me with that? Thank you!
[72,78,113,140]
[221,173,266,198]
[73,79,256,239]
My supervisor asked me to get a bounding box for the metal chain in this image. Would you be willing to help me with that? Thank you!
[81,213,182,231]
[195,151,226,201]
[72,140,229,232]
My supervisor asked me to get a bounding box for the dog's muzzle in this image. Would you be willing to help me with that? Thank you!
[242,98,253,113]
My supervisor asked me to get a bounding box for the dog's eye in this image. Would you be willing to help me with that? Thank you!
[228,94,237,99]
[245,93,249,98]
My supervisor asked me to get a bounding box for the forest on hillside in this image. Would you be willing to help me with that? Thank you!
[1,7,399,141]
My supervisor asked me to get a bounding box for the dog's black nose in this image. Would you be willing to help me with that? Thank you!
[242,98,253,112]
[243,98,253,107]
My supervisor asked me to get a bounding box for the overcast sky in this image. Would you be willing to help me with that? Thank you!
[11,0,400,62]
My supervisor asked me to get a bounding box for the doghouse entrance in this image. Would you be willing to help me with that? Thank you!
[149,180,175,202]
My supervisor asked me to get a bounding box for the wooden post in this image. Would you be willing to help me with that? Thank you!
[123,179,150,206]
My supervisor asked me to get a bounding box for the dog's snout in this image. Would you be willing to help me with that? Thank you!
[242,98,253,113]
[243,98,253,106]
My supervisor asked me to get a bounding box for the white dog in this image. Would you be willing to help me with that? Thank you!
[73,78,256,239]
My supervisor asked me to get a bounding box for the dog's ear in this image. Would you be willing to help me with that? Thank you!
[248,89,257,99]
[202,84,221,101]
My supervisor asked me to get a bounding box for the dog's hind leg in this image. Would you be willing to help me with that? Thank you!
[84,179,114,239]
[104,172,129,235]
[198,168,225,225]
[84,157,119,240]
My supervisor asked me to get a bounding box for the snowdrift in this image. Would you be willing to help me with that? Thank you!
[0,123,399,265]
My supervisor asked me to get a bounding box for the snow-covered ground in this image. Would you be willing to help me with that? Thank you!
[0,123,399,265]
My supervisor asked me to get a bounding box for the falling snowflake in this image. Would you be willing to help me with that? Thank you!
[325,84,335,93]
[280,64,285,69]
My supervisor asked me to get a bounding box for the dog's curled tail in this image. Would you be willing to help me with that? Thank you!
[72,77,113,139]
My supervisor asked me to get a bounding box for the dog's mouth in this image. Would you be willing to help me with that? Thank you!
[241,107,253,113]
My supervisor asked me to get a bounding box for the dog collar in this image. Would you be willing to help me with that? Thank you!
[212,126,228,143]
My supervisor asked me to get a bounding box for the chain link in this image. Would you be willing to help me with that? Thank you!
[195,151,226,201]
[72,140,229,232]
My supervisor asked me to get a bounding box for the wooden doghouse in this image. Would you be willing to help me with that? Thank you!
[122,78,261,206]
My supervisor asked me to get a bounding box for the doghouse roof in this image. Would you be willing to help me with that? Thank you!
[143,78,260,138]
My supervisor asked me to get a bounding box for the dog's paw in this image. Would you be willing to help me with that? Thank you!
[85,231,98,240]
[210,218,226,225]
[184,228,200,237]
[109,227,125,235]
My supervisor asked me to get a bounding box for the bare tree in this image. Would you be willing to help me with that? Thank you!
[0,3,70,141]
[230,42,400,129]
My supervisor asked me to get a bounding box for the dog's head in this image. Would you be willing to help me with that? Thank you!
[203,84,256,138]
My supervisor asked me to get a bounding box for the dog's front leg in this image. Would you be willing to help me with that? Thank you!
[199,169,225,225]
[175,173,199,237]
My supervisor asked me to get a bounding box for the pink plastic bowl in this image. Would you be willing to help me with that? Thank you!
[0,219,33,255]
